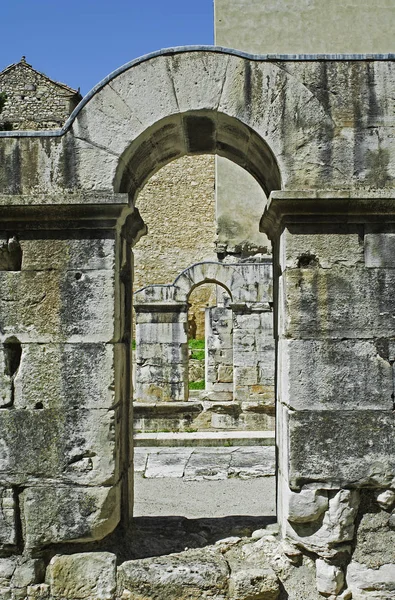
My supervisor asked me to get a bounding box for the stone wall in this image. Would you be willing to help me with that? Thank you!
[215,0,395,54]
[0,58,80,130]
[133,154,217,338]
[134,155,217,290]
[0,48,394,597]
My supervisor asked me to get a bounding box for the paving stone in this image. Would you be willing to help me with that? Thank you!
[184,451,232,481]
[145,450,193,478]
[229,447,275,479]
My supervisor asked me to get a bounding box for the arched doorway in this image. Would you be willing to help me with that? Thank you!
[0,48,333,546]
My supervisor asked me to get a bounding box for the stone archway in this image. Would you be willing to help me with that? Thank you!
[0,48,334,550]
[134,261,273,404]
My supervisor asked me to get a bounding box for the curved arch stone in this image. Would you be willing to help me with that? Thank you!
[68,50,330,197]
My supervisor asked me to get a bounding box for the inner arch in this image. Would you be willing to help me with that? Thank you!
[114,111,282,198]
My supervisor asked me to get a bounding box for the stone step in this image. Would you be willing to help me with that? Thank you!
[133,401,275,433]
[134,445,276,480]
[133,430,275,447]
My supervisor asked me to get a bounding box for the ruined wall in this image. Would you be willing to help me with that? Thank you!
[0,59,80,130]
[133,154,217,338]
[133,155,216,290]
[0,50,394,598]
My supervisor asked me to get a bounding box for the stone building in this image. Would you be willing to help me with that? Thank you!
[0,56,81,131]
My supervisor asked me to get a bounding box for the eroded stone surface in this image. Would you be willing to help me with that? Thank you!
[286,489,360,557]
[118,547,229,600]
[47,553,116,600]
[0,488,16,547]
[347,561,395,599]
[315,559,344,596]
[21,485,120,549]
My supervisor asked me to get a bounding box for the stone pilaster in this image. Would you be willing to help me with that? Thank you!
[0,193,136,549]
[261,190,395,590]
[134,301,189,403]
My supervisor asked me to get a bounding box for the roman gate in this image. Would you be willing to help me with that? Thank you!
[0,47,394,596]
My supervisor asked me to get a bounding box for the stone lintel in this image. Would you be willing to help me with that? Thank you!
[231,302,272,313]
[133,301,188,313]
[0,192,130,230]
[260,190,395,238]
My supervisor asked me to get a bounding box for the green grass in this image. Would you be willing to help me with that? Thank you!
[191,350,205,361]
[189,379,205,390]
[188,339,205,350]
[189,338,205,361]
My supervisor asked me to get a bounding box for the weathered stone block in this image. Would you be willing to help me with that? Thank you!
[228,447,275,479]
[47,552,116,600]
[288,410,395,488]
[232,331,255,349]
[135,342,187,366]
[21,484,120,548]
[136,363,186,385]
[134,381,186,403]
[0,407,120,486]
[118,547,229,600]
[14,343,125,410]
[0,558,16,582]
[96,55,180,149]
[352,492,395,569]
[347,561,395,599]
[169,52,229,112]
[206,332,233,350]
[280,226,364,270]
[145,450,193,478]
[21,235,116,272]
[234,366,258,385]
[26,583,50,600]
[217,365,233,383]
[11,560,45,590]
[229,567,280,599]
[233,313,263,331]
[0,488,16,547]
[279,339,393,410]
[234,385,275,404]
[255,335,275,355]
[238,410,275,431]
[0,270,116,343]
[376,489,395,510]
[281,267,395,338]
[184,451,231,481]
[315,559,344,596]
[136,322,187,345]
[286,488,328,524]
[234,350,274,373]
[287,489,359,557]
[207,349,233,366]
[69,136,122,192]
[135,310,187,325]
[365,232,395,268]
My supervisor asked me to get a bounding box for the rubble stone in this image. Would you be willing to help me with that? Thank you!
[118,548,229,600]
[47,553,116,600]
[228,567,280,599]
[315,559,344,596]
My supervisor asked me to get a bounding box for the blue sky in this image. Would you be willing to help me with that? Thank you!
[1,0,214,95]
